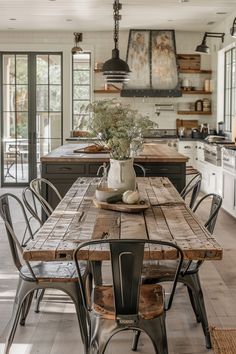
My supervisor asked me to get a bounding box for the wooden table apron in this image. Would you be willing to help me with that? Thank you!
[23,177,223,262]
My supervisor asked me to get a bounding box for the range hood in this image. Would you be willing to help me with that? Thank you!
[121,29,181,97]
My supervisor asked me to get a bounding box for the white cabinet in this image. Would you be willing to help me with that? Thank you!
[222,171,236,216]
[178,141,197,166]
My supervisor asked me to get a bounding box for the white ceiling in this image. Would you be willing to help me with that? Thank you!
[1,0,236,32]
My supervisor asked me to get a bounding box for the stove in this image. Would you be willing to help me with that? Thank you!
[222,147,236,173]
[204,143,222,166]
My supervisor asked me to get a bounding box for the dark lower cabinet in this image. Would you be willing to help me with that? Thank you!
[41,161,186,210]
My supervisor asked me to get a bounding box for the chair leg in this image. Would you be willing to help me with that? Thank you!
[20,291,34,326]
[131,330,141,351]
[35,289,45,313]
[69,287,90,354]
[183,273,211,349]
[186,286,201,323]
[4,279,34,354]
[140,315,168,354]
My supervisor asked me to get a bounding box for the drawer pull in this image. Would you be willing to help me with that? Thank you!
[59,167,72,171]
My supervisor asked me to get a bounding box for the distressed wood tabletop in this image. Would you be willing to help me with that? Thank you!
[23,177,223,262]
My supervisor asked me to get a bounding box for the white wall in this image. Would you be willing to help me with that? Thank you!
[210,13,236,136]
[0,29,214,140]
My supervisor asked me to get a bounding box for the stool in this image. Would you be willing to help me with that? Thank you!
[186,165,199,175]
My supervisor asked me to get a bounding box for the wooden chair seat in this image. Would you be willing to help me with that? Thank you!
[21,261,86,282]
[93,284,164,320]
[142,260,197,279]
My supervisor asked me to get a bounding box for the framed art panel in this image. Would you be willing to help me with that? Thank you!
[126,30,150,89]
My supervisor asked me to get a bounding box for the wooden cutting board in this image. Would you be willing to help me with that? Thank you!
[176,119,198,132]
[93,199,150,213]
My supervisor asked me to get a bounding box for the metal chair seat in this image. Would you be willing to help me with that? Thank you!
[20,261,87,282]
[93,284,164,320]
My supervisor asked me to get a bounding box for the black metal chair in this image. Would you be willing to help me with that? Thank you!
[137,193,222,350]
[73,239,183,354]
[180,172,202,209]
[29,177,62,216]
[0,193,89,354]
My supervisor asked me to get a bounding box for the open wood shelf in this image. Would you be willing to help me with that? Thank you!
[181,90,212,95]
[94,89,121,93]
[179,69,212,74]
[177,110,212,115]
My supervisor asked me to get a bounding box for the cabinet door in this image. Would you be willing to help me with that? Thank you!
[208,171,217,194]
[222,171,234,212]
[178,141,196,166]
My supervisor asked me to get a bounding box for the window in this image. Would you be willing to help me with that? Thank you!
[72,52,91,130]
[224,47,236,132]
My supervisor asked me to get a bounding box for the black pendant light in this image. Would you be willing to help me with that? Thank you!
[102,0,130,83]
[71,32,83,55]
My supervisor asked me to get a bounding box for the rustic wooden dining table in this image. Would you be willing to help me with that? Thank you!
[23,177,223,263]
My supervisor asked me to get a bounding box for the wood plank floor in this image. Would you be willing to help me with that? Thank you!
[0,188,235,354]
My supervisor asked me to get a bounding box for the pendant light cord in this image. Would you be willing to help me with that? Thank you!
[113,0,121,50]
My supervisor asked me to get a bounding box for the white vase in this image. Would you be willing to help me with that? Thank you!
[107,158,136,192]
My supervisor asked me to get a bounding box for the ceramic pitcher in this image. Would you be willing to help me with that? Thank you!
[107,158,136,192]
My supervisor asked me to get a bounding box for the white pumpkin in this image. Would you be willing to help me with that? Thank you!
[122,190,140,204]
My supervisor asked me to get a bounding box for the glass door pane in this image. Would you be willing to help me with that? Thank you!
[2,54,29,184]
[35,54,62,174]
[1,52,62,186]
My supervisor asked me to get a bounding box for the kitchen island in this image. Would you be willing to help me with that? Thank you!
[41,143,188,208]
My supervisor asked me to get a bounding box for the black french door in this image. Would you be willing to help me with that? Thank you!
[1,52,63,186]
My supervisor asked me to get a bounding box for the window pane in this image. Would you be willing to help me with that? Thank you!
[16,112,28,139]
[37,55,49,84]
[3,112,15,138]
[3,55,15,84]
[50,85,61,111]
[73,85,90,100]
[16,85,28,111]
[72,52,91,129]
[49,113,61,138]
[49,55,61,84]
[73,53,90,70]
[16,56,28,84]
[73,100,90,114]
[37,85,48,111]
[73,71,90,85]
[73,114,90,129]
[3,85,15,111]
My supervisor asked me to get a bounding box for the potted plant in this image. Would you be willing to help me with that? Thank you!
[82,99,155,191]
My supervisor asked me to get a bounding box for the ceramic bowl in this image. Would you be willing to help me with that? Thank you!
[95,187,121,202]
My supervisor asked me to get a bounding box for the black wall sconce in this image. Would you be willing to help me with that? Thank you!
[195,32,225,54]
[230,18,236,38]
[71,32,83,55]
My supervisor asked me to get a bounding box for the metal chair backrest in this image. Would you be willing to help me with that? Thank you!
[30,177,62,216]
[0,193,36,279]
[193,193,222,234]
[22,186,44,226]
[182,193,222,274]
[181,173,202,209]
[74,239,184,320]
